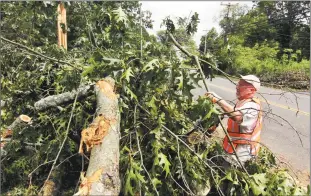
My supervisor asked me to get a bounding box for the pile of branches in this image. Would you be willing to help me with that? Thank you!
[0,2,308,196]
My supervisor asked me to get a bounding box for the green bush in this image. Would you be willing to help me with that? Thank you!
[216,40,309,89]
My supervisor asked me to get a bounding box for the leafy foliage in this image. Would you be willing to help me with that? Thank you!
[200,2,310,89]
[0,2,308,195]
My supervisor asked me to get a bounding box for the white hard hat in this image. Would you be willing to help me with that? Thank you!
[240,75,260,91]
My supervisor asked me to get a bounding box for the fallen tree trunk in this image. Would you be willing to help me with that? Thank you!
[34,84,93,111]
[75,77,120,196]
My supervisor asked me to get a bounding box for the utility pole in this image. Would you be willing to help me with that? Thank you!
[203,29,208,55]
[220,2,238,44]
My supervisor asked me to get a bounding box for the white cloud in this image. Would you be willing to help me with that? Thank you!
[141,1,253,46]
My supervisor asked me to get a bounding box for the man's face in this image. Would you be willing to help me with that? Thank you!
[236,80,256,100]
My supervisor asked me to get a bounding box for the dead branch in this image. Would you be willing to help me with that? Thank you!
[7,114,32,131]
[175,136,196,195]
[34,84,94,111]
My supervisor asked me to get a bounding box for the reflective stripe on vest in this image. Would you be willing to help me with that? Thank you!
[223,98,262,156]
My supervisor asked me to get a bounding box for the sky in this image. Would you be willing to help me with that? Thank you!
[141,1,254,46]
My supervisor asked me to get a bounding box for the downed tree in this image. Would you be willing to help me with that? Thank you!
[1,3,308,195]
[74,77,120,195]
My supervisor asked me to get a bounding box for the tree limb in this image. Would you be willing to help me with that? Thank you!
[167,32,236,85]
[34,84,94,111]
[0,36,81,71]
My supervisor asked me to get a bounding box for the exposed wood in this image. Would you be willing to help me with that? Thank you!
[57,2,67,50]
[42,180,56,196]
[1,115,32,155]
[75,77,120,196]
[41,164,64,196]
[34,85,93,111]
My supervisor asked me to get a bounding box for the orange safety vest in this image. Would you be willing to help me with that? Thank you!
[223,98,262,156]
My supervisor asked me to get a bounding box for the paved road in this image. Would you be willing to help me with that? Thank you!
[191,77,310,173]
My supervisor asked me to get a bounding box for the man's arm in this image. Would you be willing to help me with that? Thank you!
[206,92,243,122]
[216,100,243,122]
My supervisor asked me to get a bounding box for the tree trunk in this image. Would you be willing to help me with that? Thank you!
[75,77,120,196]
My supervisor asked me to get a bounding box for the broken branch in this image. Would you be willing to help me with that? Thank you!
[0,36,81,70]
[34,84,93,111]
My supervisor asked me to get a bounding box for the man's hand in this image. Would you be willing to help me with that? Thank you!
[205,92,222,104]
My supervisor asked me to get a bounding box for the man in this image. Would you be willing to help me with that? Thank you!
[206,75,262,165]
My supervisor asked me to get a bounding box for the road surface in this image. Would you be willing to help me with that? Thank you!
[191,77,310,174]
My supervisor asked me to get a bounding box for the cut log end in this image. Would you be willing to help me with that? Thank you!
[19,114,32,123]
[96,78,117,100]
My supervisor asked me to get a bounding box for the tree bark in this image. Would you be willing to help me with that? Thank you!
[75,77,120,196]
[1,115,32,155]
[34,85,93,111]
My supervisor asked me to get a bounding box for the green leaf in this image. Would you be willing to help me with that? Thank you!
[157,153,171,177]
[146,96,158,116]
[152,178,162,187]
[176,71,183,90]
[136,172,146,183]
[249,173,268,196]
[102,57,123,66]
[203,106,218,120]
[113,6,128,26]
[121,67,134,82]
[142,59,160,72]
[124,86,137,101]
[125,168,136,196]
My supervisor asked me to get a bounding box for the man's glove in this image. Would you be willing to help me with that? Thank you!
[205,92,222,104]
